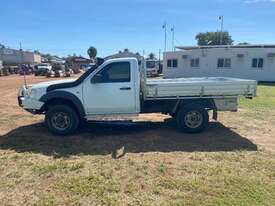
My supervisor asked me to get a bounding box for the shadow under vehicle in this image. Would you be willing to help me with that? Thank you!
[0,119,257,158]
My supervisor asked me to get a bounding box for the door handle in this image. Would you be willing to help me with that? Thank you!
[120,87,131,90]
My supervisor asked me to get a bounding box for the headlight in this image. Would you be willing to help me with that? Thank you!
[26,86,32,96]
[18,85,27,97]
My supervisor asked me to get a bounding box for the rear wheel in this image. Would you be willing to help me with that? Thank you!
[176,104,209,133]
[45,105,79,135]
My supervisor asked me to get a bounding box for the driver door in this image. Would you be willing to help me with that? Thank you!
[83,61,137,115]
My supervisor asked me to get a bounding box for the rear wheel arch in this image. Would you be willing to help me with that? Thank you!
[171,98,215,116]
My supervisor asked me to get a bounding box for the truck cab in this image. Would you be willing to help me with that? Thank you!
[82,58,141,115]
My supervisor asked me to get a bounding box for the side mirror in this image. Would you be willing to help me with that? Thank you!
[91,73,103,84]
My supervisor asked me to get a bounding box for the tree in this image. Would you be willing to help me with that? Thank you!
[34,50,40,54]
[87,46,97,59]
[148,53,156,59]
[238,42,249,45]
[124,48,129,52]
[195,31,233,46]
[0,44,5,49]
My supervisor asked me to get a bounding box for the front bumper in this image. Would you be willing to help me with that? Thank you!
[17,86,44,114]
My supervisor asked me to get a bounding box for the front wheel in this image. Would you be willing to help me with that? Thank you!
[176,104,209,133]
[45,105,79,135]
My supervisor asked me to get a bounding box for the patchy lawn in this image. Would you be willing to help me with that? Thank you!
[0,75,275,206]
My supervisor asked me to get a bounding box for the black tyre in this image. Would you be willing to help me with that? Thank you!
[45,105,79,135]
[176,104,209,133]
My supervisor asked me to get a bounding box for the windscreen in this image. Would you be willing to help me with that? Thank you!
[146,61,156,69]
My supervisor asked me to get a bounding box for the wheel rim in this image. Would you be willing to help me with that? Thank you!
[51,112,71,131]
[184,110,203,129]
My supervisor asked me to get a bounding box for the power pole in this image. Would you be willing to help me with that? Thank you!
[158,49,161,71]
[171,26,175,51]
[20,43,27,87]
[162,23,167,52]
[219,16,224,45]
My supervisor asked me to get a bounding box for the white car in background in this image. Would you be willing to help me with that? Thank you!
[145,59,159,77]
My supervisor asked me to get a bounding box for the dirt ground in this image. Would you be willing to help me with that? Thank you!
[0,75,274,151]
[0,75,275,206]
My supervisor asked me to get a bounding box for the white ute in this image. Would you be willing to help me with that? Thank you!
[18,58,257,135]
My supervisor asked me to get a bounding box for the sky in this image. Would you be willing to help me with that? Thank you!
[1,0,275,58]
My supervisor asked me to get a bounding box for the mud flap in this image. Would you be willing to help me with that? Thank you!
[212,110,218,121]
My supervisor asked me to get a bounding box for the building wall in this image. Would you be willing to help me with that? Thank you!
[0,48,41,65]
[163,48,275,81]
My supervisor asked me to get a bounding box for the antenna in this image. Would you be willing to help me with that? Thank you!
[20,43,27,87]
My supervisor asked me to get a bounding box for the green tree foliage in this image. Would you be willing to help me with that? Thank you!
[87,46,97,59]
[148,53,156,59]
[238,42,249,45]
[195,31,233,46]
[34,50,40,54]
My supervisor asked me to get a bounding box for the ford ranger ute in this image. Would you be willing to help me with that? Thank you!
[18,58,257,135]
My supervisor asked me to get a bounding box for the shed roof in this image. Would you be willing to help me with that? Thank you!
[176,44,275,50]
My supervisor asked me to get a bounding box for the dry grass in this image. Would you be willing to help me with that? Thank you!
[0,75,275,206]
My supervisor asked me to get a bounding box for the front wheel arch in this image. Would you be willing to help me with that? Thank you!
[40,91,86,118]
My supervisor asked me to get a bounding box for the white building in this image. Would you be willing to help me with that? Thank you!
[0,48,41,65]
[163,45,275,82]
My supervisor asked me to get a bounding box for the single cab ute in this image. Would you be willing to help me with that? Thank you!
[18,58,257,135]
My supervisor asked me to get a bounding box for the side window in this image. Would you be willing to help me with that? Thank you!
[167,59,178,68]
[217,58,224,68]
[97,62,130,83]
[190,58,200,68]
[167,59,172,67]
[224,58,231,67]
[217,58,231,68]
[172,59,178,68]
[252,58,264,69]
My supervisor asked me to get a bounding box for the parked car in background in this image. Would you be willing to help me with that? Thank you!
[0,61,3,76]
[53,63,65,77]
[19,65,33,75]
[145,59,159,77]
[34,64,52,76]
[64,68,73,77]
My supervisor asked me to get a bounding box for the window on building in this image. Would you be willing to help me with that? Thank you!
[217,58,231,68]
[167,59,178,68]
[172,59,178,67]
[252,58,264,69]
[167,60,172,67]
[190,58,200,68]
